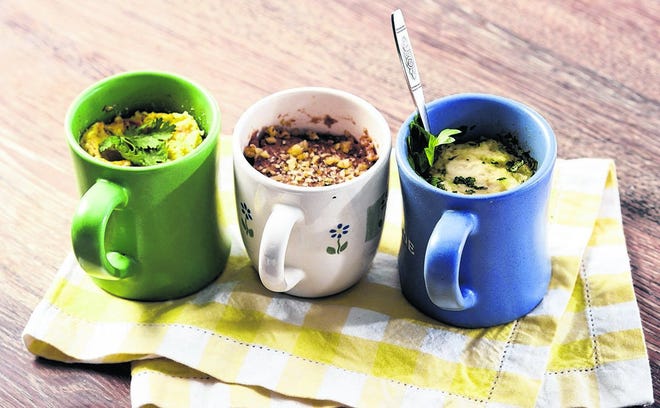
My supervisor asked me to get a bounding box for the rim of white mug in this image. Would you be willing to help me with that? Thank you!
[232,86,392,193]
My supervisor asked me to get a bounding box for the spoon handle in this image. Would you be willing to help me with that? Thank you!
[392,9,431,132]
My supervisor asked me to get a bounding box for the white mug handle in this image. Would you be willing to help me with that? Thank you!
[258,203,305,292]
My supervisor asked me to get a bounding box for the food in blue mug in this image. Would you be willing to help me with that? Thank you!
[429,137,536,194]
[79,111,203,166]
[407,117,537,195]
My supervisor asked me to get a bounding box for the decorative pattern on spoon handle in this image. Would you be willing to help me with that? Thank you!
[391,9,430,132]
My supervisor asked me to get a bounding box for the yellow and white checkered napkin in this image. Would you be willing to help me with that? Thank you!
[23,137,653,407]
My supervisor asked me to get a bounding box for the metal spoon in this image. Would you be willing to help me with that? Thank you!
[391,9,431,132]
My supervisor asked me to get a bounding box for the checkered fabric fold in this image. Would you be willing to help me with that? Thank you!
[23,136,653,407]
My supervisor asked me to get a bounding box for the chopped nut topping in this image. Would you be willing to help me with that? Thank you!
[243,125,378,186]
[324,155,340,166]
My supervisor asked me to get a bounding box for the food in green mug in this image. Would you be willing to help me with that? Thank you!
[407,116,537,195]
[80,111,204,166]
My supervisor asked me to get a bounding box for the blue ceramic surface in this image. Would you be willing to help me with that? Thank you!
[395,93,557,328]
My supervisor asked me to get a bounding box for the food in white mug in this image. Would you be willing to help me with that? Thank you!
[243,124,378,187]
[80,111,203,166]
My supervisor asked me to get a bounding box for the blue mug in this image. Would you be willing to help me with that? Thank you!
[395,93,557,328]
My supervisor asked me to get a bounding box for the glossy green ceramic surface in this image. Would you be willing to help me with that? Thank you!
[66,71,230,300]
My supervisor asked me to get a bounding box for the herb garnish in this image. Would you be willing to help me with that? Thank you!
[500,133,538,173]
[407,115,538,195]
[99,117,176,166]
[506,160,525,172]
[407,114,461,176]
[453,176,487,190]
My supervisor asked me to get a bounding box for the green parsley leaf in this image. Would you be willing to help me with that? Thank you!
[124,117,175,139]
[99,117,175,166]
[407,115,461,176]
[424,128,461,167]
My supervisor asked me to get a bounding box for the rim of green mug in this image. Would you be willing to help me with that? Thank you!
[65,70,221,172]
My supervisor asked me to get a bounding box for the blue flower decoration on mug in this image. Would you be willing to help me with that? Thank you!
[327,223,349,254]
[239,202,254,237]
[240,202,253,220]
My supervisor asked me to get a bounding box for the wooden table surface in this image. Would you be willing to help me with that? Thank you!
[1,1,657,406]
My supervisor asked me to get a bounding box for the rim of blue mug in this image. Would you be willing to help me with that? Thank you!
[395,93,557,200]
[65,70,221,173]
[232,86,392,193]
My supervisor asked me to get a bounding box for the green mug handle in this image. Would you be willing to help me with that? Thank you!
[71,179,133,280]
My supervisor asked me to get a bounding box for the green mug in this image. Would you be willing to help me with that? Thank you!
[65,71,230,300]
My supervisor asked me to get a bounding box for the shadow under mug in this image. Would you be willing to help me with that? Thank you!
[395,93,557,328]
[66,71,231,301]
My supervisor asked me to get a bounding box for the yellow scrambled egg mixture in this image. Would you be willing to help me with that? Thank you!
[430,139,534,195]
[80,111,203,166]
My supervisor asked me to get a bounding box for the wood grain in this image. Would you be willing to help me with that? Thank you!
[1,0,657,406]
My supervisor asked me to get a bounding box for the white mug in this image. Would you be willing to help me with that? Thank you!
[232,87,391,297]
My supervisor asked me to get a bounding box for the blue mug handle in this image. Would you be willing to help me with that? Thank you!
[424,210,478,310]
